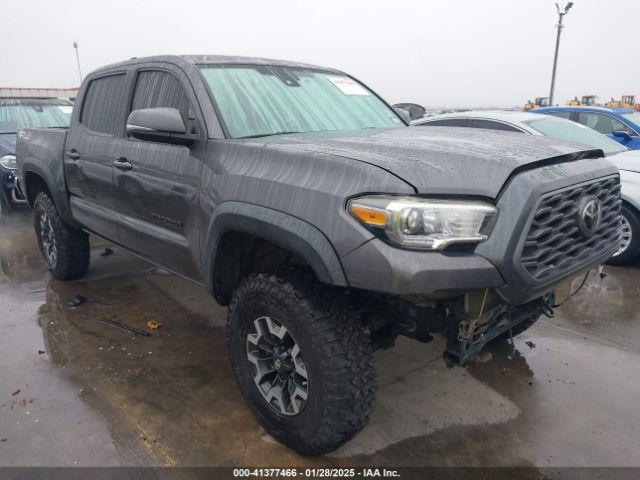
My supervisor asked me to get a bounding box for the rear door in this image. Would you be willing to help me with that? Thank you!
[113,65,205,278]
[65,73,128,240]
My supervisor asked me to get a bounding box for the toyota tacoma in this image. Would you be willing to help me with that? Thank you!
[15,55,621,455]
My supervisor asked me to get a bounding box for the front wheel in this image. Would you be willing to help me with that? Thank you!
[227,267,376,456]
[34,191,90,280]
[607,205,640,266]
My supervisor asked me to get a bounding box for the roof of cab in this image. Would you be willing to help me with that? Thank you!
[91,54,341,76]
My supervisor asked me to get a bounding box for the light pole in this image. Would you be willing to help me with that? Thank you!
[73,40,82,84]
[549,2,574,105]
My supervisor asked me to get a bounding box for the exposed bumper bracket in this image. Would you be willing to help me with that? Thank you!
[443,293,554,366]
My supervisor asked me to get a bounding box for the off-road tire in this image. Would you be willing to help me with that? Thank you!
[607,204,640,266]
[34,191,90,280]
[227,266,376,456]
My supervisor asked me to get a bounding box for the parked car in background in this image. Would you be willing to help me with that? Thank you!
[413,110,639,265]
[0,98,73,219]
[533,106,640,150]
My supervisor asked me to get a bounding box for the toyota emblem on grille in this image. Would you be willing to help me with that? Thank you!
[577,197,602,236]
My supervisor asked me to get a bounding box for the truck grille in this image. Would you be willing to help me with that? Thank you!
[520,176,621,281]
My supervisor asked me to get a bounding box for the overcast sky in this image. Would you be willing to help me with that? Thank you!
[1,0,638,108]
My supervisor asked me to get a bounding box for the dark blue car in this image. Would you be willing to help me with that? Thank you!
[533,106,640,150]
[0,98,72,219]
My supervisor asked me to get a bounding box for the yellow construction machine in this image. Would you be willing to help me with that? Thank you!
[567,95,599,106]
[523,97,550,110]
[606,95,637,110]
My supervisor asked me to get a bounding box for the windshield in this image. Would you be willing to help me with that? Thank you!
[621,112,640,128]
[0,100,72,133]
[525,117,627,156]
[200,65,403,139]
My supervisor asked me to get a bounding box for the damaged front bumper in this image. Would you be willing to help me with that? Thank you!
[442,292,555,366]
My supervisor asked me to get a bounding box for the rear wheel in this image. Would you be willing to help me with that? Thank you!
[34,191,90,280]
[227,267,376,455]
[607,205,640,266]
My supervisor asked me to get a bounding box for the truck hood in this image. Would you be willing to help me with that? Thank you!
[0,133,16,156]
[251,127,601,198]
[608,149,640,173]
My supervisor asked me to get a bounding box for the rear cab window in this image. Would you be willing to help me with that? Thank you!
[80,74,127,135]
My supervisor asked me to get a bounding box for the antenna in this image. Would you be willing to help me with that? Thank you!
[73,39,82,84]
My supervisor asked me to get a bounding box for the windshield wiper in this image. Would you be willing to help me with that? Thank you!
[238,130,302,139]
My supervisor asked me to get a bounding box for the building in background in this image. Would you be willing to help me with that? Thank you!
[0,87,79,101]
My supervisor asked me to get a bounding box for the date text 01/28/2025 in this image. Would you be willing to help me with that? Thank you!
[232,468,401,478]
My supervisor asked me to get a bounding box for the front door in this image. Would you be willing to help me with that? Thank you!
[113,67,204,278]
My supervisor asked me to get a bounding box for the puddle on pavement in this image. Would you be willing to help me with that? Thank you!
[0,214,48,284]
[2,213,638,468]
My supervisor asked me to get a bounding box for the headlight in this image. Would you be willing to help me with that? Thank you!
[348,195,498,250]
[0,155,17,170]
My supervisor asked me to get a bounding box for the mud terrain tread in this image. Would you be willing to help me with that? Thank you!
[227,266,376,456]
[34,191,90,281]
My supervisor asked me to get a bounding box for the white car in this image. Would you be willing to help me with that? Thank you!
[413,110,640,265]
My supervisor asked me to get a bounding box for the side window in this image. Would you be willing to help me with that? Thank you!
[577,112,630,135]
[130,70,192,129]
[80,74,127,134]
[546,111,573,120]
[469,119,523,132]
[421,118,466,127]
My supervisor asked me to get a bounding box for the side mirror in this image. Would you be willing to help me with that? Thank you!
[393,107,411,124]
[612,130,633,142]
[126,108,194,145]
[392,103,427,122]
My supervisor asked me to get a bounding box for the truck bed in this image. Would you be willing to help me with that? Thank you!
[16,127,74,223]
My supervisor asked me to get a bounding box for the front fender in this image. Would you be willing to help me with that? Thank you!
[203,202,348,302]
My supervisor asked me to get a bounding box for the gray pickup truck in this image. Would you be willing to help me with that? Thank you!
[16,55,621,455]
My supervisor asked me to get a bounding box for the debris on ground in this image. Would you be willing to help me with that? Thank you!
[69,295,88,307]
[11,390,20,396]
[100,248,114,257]
[101,318,151,337]
[525,341,536,349]
[476,351,492,363]
[147,321,161,330]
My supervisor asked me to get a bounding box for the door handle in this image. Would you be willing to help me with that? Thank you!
[113,157,133,171]
[66,149,80,160]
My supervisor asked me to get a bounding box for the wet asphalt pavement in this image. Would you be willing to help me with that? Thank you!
[1,211,639,476]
